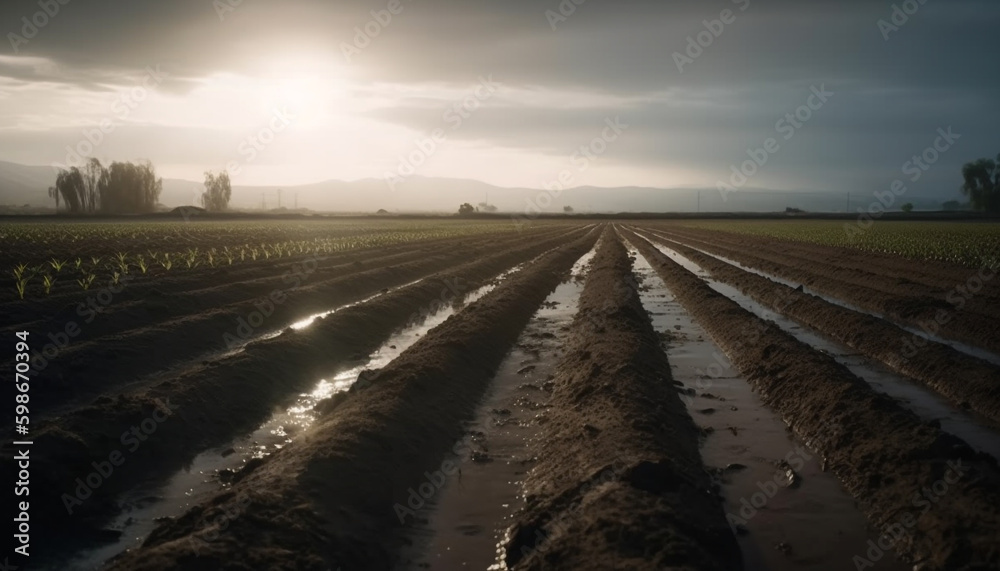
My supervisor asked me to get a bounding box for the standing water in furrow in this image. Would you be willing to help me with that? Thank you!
[637,237,1000,464]
[626,240,910,571]
[396,246,598,571]
[63,263,531,571]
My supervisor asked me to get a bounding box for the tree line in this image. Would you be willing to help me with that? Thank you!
[49,158,162,214]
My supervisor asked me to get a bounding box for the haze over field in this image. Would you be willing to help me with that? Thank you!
[1,0,998,212]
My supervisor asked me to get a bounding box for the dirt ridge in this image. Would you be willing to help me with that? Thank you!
[645,227,1000,355]
[6,227,589,564]
[626,228,1000,570]
[503,230,742,571]
[100,228,600,570]
[638,229,1000,425]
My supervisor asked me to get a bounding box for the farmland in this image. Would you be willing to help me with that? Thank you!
[2,218,999,571]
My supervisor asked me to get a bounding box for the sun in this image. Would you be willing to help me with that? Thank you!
[252,54,347,129]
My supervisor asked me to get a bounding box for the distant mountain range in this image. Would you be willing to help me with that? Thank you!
[0,160,957,214]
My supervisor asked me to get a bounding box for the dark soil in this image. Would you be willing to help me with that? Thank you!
[644,226,1000,355]
[3,227,589,564]
[8,227,576,420]
[502,232,742,570]
[647,225,1000,304]
[99,229,599,570]
[638,230,1000,425]
[627,228,1000,570]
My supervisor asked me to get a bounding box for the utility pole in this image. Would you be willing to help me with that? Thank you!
[295,192,298,210]
[697,190,700,213]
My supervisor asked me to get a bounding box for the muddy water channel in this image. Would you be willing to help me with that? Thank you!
[397,249,596,571]
[642,228,1000,366]
[644,240,1000,465]
[61,266,528,570]
[627,243,910,571]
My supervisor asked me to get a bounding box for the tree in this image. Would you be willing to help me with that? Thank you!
[81,158,104,212]
[55,168,85,213]
[901,203,913,213]
[458,203,475,215]
[202,171,233,211]
[960,154,1000,213]
[48,185,60,212]
[477,202,497,213]
[563,205,574,213]
[99,160,162,213]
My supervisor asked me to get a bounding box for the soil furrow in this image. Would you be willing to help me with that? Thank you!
[644,227,1000,355]
[20,227,584,418]
[9,227,592,567]
[624,238,910,571]
[650,224,1000,305]
[625,228,1000,571]
[502,231,742,571]
[647,226,1000,320]
[636,229,1000,426]
[0,227,565,336]
[99,226,600,571]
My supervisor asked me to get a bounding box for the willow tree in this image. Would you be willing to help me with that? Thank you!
[961,154,1000,213]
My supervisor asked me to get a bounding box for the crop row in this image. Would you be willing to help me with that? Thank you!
[2,220,526,300]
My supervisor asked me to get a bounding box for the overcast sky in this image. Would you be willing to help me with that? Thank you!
[0,0,997,200]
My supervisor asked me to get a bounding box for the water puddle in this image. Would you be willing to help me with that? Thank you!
[396,249,596,571]
[639,229,1000,366]
[626,241,910,571]
[61,264,530,571]
[642,240,1000,463]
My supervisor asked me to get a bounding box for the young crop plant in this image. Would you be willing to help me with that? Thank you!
[41,274,56,295]
[78,272,96,290]
[49,259,67,273]
[12,263,28,281]
[14,277,29,300]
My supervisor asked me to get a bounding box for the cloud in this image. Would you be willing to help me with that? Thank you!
[0,0,997,197]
